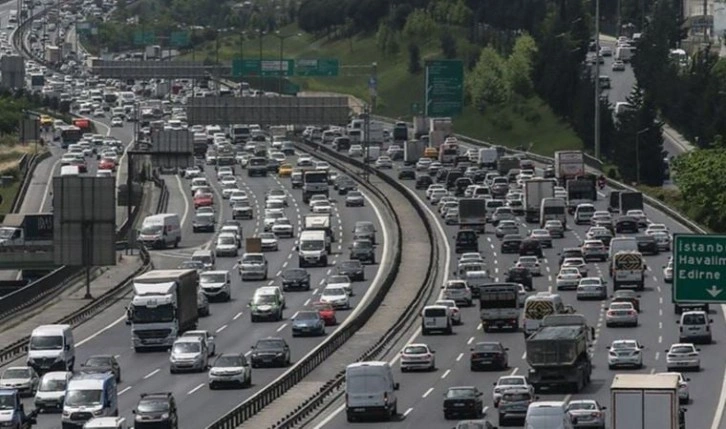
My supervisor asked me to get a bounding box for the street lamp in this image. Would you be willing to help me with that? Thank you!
[635,127,651,184]
[594,0,602,160]
[271,31,299,94]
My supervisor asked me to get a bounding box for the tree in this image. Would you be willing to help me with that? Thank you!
[506,33,537,97]
[440,31,457,59]
[673,148,726,230]
[408,43,422,74]
[403,9,437,42]
[467,47,509,111]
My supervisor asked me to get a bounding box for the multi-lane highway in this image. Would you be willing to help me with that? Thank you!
[309,143,724,429]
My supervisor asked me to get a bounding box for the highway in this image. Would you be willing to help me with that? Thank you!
[18,145,389,429]
[310,146,724,429]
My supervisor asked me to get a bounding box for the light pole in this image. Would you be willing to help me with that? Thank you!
[594,0,601,160]
[271,31,298,94]
[635,127,650,184]
[257,29,265,87]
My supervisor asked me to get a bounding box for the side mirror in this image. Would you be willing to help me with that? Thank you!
[394,382,400,390]
[601,406,607,410]
[606,346,611,350]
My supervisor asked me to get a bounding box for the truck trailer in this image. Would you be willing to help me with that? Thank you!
[457,198,487,233]
[404,140,426,164]
[554,150,585,186]
[610,373,682,429]
[0,213,53,248]
[619,191,644,214]
[524,179,555,223]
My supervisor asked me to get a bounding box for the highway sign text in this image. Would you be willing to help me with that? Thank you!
[673,234,726,302]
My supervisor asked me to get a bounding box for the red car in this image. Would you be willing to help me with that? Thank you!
[98,157,116,171]
[194,192,214,209]
[313,301,337,326]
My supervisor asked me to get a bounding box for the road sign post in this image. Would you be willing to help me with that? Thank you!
[425,60,464,117]
[295,58,340,76]
[673,234,726,302]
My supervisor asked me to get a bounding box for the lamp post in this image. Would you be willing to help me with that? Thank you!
[594,0,602,160]
[257,29,265,86]
[635,127,650,184]
[271,31,298,94]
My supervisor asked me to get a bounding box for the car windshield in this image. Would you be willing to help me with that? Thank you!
[2,368,30,379]
[474,343,501,352]
[671,345,695,354]
[243,255,264,263]
[348,191,362,198]
[499,377,524,385]
[296,312,318,320]
[580,279,600,286]
[446,282,466,289]
[194,214,213,223]
[137,399,170,413]
[610,303,633,310]
[328,275,349,283]
[446,388,476,399]
[218,236,236,245]
[256,340,285,350]
[339,261,361,270]
[353,241,372,249]
[404,346,429,354]
[65,389,102,406]
[179,261,203,270]
[560,268,579,276]
[253,294,277,304]
[215,355,246,367]
[569,402,597,411]
[323,287,345,296]
[201,273,226,283]
[84,357,112,367]
[140,224,163,234]
[612,341,637,350]
[39,377,67,391]
[301,240,325,251]
[29,335,62,350]
[173,342,200,353]
[683,314,706,324]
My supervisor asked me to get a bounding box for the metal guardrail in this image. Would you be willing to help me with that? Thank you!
[152,170,169,214]
[205,143,405,429]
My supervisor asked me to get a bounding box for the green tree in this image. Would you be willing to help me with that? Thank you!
[440,31,457,59]
[673,148,726,230]
[506,33,537,97]
[467,47,509,111]
[403,9,437,42]
[408,43,422,74]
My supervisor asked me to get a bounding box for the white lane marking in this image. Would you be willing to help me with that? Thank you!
[268,280,275,285]
[510,367,519,375]
[244,351,251,357]
[277,323,288,332]
[77,315,126,346]
[563,394,572,404]
[521,352,527,360]
[404,407,413,417]
[655,352,660,361]
[292,311,300,320]
[659,297,663,304]
[482,406,489,415]
[233,312,242,320]
[422,387,434,398]
[456,353,464,361]
[477,323,482,330]
[39,157,61,211]
[216,325,227,333]
[658,335,662,343]
[143,369,159,379]
[467,336,474,345]
[175,175,191,226]
[709,304,726,429]
[187,383,204,395]
[119,386,132,395]
[658,321,662,330]
[441,369,451,379]
[312,288,318,295]
[650,368,656,374]
[304,298,310,306]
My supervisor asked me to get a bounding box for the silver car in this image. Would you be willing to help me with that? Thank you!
[556,267,582,290]
[170,337,209,373]
[495,220,519,238]
[516,256,541,276]
[663,258,673,283]
[529,229,552,248]
[656,372,690,403]
[0,366,39,396]
[605,302,638,327]
[208,353,251,389]
[576,277,607,300]
[441,280,473,306]
[544,220,565,238]
[607,339,643,369]
[566,399,606,428]
[435,299,462,325]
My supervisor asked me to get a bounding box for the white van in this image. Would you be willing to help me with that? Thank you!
[62,373,118,428]
[615,46,633,62]
[84,417,127,429]
[192,249,216,270]
[540,197,567,228]
[524,401,573,429]
[421,305,453,335]
[678,310,712,344]
[297,230,328,267]
[608,237,638,260]
[60,165,80,176]
[345,362,399,422]
[34,371,72,412]
[27,324,75,373]
[138,214,181,249]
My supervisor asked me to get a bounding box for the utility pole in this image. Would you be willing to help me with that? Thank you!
[594,0,602,160]
[703,0,710,43]
[617,0,622,36]
[370,62,377,112]
[363,104,370,183]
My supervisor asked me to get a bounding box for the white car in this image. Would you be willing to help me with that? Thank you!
[646,223,669,235]
[229,190,249,206]
[626,209,648,226]
[416,158,432,170]
[492,376,534,407]
[656,372,690,403]
[320,286,350,309]
[375,156,393,168]
[441,280,473,307]
[605,302,638,327]
[271,218,294,238]
[111,116,123,127]
[607,339,644,369]
[429,189,448,204]
[562,257,588,276]
[666,343,700,371]
[221,183,240,199]
[517,284,527,306]
[0,366,39,396]
[217,166,234,180]
[314,161,331,171]
[297,156,313,167]
[426,184,446,199]
[576,277,607,300]
[265,199,286,213]
[459,252,484,264]
[263,212,284,231]
[208,353,251,389]
[556,266,582,290]
[435,299,462,325]
[400,343,436,372]
[348,145,364,157]
[311,200,332,214]
[266,189,288,206]
[219,175,238,187]
[258,232,279,251]
[214,233,238,257]
[663,258,673,283]
[516,256,541,276]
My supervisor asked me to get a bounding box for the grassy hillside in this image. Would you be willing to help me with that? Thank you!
[181,25,582,156]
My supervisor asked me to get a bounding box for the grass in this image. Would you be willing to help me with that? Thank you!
[0,181,20,217]
[179,25,583,156]
[0,144,45,177]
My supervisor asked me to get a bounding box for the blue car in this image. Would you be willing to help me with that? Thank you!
[291,311,325,337]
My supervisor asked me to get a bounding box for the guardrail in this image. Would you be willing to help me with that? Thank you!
[206,143,404,429]
[152,170,169,214]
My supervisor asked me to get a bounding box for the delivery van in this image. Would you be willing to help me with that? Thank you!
[27,324,75,373]
[345,361,399,422]
[138,214,181,249]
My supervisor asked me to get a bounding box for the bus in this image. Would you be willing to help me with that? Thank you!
[56,125,82,148]
[438,137,459,164]
[478,282,520,332]
[522,292,574,337]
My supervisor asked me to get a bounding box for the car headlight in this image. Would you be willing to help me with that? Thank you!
[93,409,104,416]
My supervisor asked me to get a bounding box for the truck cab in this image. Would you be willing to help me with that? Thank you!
[0,389,36,428]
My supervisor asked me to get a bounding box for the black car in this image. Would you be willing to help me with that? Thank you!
[454,177,473,196]
[469,341,509,371]
[250,337,291,368]
[337,260,365,281]
[443,386,485,420]
[349,239,376,264]
[336,177,356,194]
[192,213,215,233]
[446,171,464,189]
[519,238,543,258]
[415,175,433,189]
[636,234,659,255]
[455,229,479,254]
[266,158,281,173]
[505,267,533,291]
[398,167,416,180]
[501,235,523,254]
[280,268,311,291]
[80,355,121,382]
[134,392,178,429]
[615,216,639,233]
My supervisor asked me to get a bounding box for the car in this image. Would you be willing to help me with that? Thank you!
[562,258,588,277]
[208,353,251,389]
[495,220,519,238]
[263,211,284,231]
[311,199,332,214]
[645,223,669,235]
[666,343,701,371]
[229,190,249,205]
[215,233,238,257]
[271,218,294,238]
[612,59,626,71]
[679,310,712,344]
[626,209,648,227]
[556,266,582,290]
[444,208,459,224]
[519,238,543,258]
[320,285,350,309]
[636,234,659,255]
[492,376,533,406]
[590,210,612,225]
[441,280,473,307]
[169,337,208,373]
[607,339,644,369]
[615,216,640,233]
[257,232,279,252]
[133,393,178,428]
[326,275,353,296]
[250,337,291,367]
[281,268,311,291]
[581,240,608,262]
[348,144,363,157]
[605,302,638,327]
[443,386,484,420]
[349,239,376,264]
[612,290,641,312]
[501,234,523,254]
[297,156,313,167]
[497,388,535,426]
[529,229,553,248]
[313,301,337,326]
[459,252,485,264]
[221,183,240,199]
[470,341,508,371]
[291,310,326,336]
[586,226,613,242]
[98,157,116,171]
[416,157,433,170]
[566,399,607,428]
[577,277,607,300]
[650,231,672,251]
[400,343,436,372]
[663,258,673,283]
[111,116,123,127]
[232,201,253,220]
[238,253,269,280]
[193,192,214,209]
[516,256,541,276]
[415,174,433,189]
[266,189,289,205]
[198,290,210,316]
[79,355,122,382]
[278,163,293,177]
[435,299,462,325]
[345,190,365,207]
[337,260,365,281]
[375,156,393,168]
[398,166,416,180]
[656,372,690,403]
[505,266,533,291]
[192,212,215,233]
[93,108,105,117]
[0,366,39,396]
[181,330,216,356]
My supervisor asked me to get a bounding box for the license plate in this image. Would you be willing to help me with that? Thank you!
[353,408,366,412]
[454,404,465,407]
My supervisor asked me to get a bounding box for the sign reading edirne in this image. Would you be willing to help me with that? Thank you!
[673,234,726,302]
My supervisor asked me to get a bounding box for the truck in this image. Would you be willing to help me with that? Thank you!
[458,198,487,233]
[393,122,408,142]
[611,251,646,291]
[404,140,426,164]
[413,116,429,138]
[566,177,597,213]
[45,45,61,64]
[145,45,161,60]
[478,282,520,332]
[609,191,621,213]
[129,269,199,352]
[302,170,329,203]
[525,314,594,392]
[245,237,262,253]
[619,191,644,214]
[554,150,585,186]
[428,117,453,148]
[477,148,499,169]
[497,156,520,177]
[193,133,207,157]
[364,121,385,145]
[524,179,555,223]
[0,389,37,428]
[610,373,682,429]
[0,213,53,248]
[304,214,334,251]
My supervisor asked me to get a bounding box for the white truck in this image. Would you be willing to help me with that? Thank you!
[478,283,520,332]
[523,179,555,223]
[428,117,453,148]
[610,373,681,429]
[413,116,429,138]
[404,140,426,164]
[458,198,487,233]
[477,148,499,169]
[304,213,333,251]
[129,269,199,352]
[554,150,585,187]
[145,45,161,60]
[0,213,53,248]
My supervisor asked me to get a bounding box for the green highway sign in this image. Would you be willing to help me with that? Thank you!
[295,58,339,76]
[673,234,726,302]
[424,59,464,117]
[170,31,190,47]
[133,31,156,46]
[232,59,294,77]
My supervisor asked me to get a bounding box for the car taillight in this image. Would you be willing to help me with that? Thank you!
[689,353,699,357]
[607,311,614,316]
[629,311,636,316]
[591,412,601,417]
